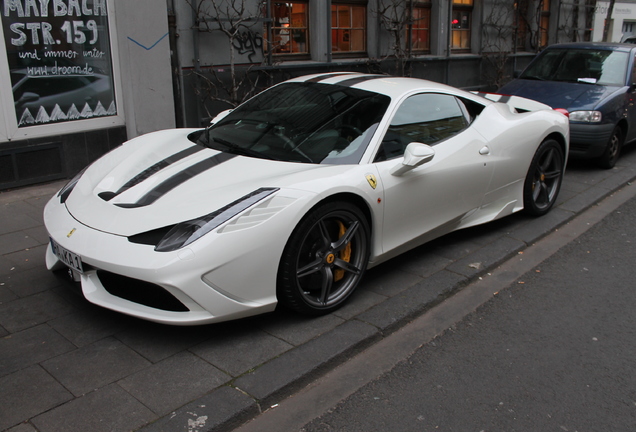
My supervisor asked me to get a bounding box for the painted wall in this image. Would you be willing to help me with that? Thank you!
[593,1,636,42]
[113,0,175,137]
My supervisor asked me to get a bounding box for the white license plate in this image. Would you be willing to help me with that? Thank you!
[50,238,84,273]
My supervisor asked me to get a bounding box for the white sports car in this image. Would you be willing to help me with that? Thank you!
[44,73,569,325]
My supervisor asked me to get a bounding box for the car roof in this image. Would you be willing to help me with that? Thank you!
[543,41,636,53]
[287,73,486,102]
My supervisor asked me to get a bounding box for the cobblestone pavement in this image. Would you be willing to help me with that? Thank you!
[1,147,636,432]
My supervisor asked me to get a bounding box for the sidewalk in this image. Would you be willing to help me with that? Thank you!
[1,148,636,432]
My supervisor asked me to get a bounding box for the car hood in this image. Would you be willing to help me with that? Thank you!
[64,129,349,236]
[498,79,622,111]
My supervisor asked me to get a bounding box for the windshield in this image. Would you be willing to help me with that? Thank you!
[520,48,629,86]
[195,82,391,164]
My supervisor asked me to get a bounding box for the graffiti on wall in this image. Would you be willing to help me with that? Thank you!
[232,25,263,63]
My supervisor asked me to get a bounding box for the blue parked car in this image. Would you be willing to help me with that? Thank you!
[499,42,636,168]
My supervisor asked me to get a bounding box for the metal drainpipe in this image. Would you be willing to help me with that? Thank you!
[446,0,452,84]
[192,1,203,126]
[168,1,185,128]
[328,0,333,64]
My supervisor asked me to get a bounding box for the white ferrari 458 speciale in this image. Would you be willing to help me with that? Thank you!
[44,73,569,325]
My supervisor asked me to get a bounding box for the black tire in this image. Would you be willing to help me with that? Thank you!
[277,201,370,315]
[597,125,622,169]
[523,139,565,216]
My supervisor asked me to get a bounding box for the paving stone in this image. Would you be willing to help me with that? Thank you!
[191,327,292,377]
[115,321,212,363]
[3,266,63,298]
[362,263,424,297]
[509,207,574,245]
[234,320,379,403]
[559,184,615,214]
[118,351,230,415]
[6,422,39,432]
[0,284,18,303]
[0,201,41,235]
[0,366,72,431]
[3,245,48,272]
[23,225,50,245]
[258,311,345,346]
[446,235,526,278]
[31,384,156,432]
[138,385,258,432]
[48,305,135,347]
[396,249,455,278]
[0,291,75,333]
[0,324,75,378]
[0,232,40,255]
[332,287,387,320]
[357,269,466,332]
[41,337,151,397]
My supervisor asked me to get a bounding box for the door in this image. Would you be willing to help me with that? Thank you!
[375,93,494,254]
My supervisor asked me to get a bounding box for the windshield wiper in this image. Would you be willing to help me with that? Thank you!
[211,137,280,161]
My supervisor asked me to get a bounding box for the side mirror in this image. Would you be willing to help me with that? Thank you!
[390,142,435,176]
[210,109,232,125]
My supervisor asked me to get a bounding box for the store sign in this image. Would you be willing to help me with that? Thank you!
[2,0,116,127]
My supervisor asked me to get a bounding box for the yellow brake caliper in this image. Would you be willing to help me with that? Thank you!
[334,221,352,281]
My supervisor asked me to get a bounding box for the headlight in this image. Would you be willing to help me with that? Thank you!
[154,187,279,252]
[568,111,602,123]
[58,166,88,204]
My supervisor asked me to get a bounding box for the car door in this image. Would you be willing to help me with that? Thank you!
[625,52,636,144]
[374,92,495,255]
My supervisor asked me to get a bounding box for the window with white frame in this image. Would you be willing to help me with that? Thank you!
[0,0,123,140]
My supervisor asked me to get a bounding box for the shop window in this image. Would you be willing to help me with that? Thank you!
[332,3,366,54]
[268,2,309,55]
[1,0,118,129]
[452,0,472,51]
[410,4,431,53]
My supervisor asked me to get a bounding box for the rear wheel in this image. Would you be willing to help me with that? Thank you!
[277,201,370,315]
[597,125,622,169]
[523,139,564,216]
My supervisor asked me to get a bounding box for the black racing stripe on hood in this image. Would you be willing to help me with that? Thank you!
[115,152,237,208]
[99,145,205,201]
[305,72,359,83]
[336,75,386,87]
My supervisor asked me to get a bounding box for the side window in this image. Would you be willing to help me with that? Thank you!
[374,93,469,162]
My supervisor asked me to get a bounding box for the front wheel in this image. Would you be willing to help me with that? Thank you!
[597,125,622,169]
[523,139,565,216]
[277,201,370,315]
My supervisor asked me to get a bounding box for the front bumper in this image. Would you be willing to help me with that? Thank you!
[568,122,615,159]
[43,195,299,325]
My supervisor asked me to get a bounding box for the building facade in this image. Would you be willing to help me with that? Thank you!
[0,0,608,189]
[0,0,174,189]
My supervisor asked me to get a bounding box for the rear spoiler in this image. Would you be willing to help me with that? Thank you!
[472,92,554,113]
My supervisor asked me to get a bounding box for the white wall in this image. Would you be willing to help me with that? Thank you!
[113,0,175,137]
[593,1,636,42]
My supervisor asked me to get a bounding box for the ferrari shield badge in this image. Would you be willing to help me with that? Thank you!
[365,174,377,190]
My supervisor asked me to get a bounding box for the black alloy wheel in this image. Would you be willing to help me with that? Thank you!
[523,139,565,216]
[277,201,370,315]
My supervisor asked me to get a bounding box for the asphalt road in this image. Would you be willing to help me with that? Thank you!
[235,184,636,431]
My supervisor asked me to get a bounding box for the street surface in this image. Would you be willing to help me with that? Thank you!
[238,185,636,432]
